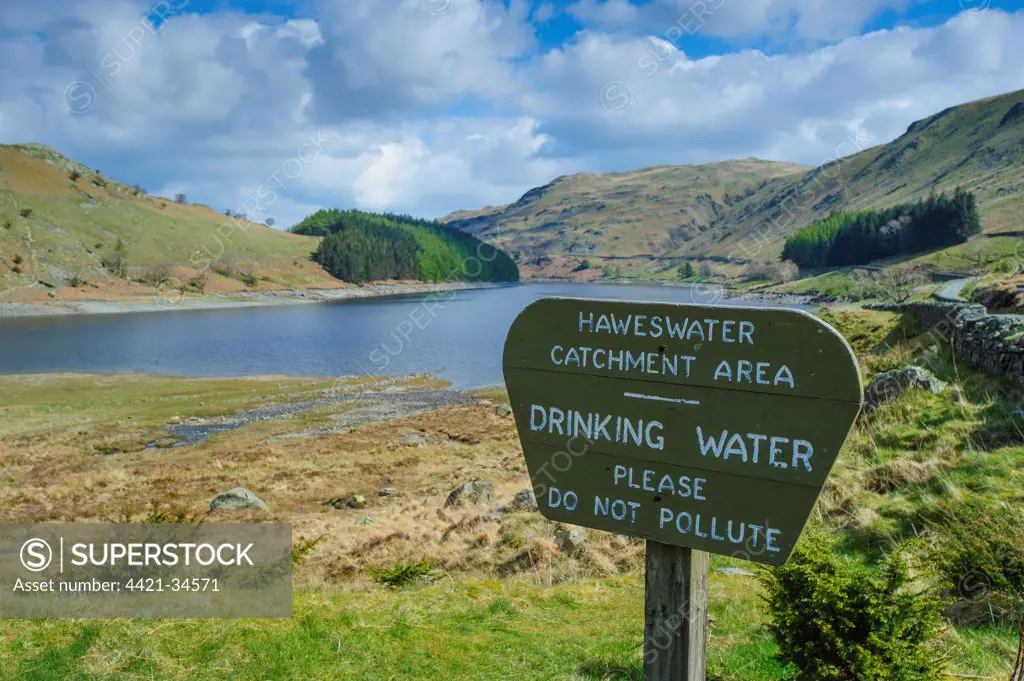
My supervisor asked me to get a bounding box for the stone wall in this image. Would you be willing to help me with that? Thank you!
[954,310,1024,388]
[870,301,1024,388]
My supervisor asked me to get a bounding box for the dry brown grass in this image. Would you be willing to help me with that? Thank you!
[864,459,940,494]
[0,378,645,588]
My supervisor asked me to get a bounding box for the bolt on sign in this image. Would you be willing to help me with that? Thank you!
[503,298,863,566]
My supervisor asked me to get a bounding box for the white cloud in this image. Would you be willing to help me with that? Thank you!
[521,9,1024,168]
[568,0,919,42]
[0,1,1022,227]
[303,0,535,122]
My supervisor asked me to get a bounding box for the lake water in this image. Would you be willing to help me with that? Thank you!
[0,282,805,389]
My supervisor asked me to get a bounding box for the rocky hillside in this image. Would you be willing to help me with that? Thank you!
[443,158,809,277]
[446,89,1024,279]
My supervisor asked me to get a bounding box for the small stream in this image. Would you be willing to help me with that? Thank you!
[147,387,472,449]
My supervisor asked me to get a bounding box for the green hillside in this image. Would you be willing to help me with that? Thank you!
[291,209,519,283]
[0,144,338,297]
[446,89,1024,280]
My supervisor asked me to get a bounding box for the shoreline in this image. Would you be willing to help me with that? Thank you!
[0,278,827,320]
[0,280,513,319]
[524,276,827,307]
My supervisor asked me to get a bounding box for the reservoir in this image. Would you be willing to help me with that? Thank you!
[0,282,805,389]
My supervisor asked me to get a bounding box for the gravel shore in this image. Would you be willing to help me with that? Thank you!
[0,281,510,318]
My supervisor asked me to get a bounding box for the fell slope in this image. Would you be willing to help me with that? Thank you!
[716,88,1024,261]
[443,158,809,262]
[0,144,336,297]
[446,89,1024,278]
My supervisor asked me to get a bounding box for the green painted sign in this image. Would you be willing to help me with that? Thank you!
[503,298,863,565]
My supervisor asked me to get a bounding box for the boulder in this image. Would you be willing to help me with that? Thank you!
[444,480,494,508]
[495,405,513,417]
[554,527,588,552]
[509,488,538,511]
[326,494,367,510]
[401,433,429,445]
[378,487,399,497]
[209,487,267,511]
[864,365,947,409]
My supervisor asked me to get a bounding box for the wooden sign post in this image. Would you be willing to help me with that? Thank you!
[502,298,862,680]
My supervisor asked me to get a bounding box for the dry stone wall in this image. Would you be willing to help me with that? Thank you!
[871,301,1024,389]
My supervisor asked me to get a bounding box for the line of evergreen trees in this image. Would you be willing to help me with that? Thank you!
[292,209,519,284]
[781,188,982,269]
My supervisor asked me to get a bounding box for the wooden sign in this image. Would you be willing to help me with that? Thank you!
[503,297,862,566]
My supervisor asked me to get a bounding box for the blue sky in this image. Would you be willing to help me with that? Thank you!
[1,0,1023,225]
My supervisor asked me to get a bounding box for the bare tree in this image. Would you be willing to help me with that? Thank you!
[743,260,800,283]
[874,265,928,303]
[265,217,276,228]
[141,263,171,286]
[174,193,188,204]
[240,261,258,286]
[213,255,238,278]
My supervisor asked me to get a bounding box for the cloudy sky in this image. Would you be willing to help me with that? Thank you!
[1,0,1023,227]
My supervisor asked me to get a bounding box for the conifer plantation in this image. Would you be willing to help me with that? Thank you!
[781,188,982,269]
[293,209,520,284]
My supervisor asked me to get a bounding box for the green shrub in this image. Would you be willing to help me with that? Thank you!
[927,500,1024,623]
[292,536,323,566]
[370,560,436,588]
[188,273,207,293]
[101,239,128,278]
[12,266,21,275]
[12,254,23,265]
[144,500,207,524]
[990,259,1018,274]
[69,170,81,182]
[759,532,946,680]
[18,208,32,218]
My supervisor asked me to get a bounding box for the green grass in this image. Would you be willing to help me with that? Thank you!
[771,268,880,299]
[0,575,1015,680]
[814,308,1024,552]
[0,577,781,681]
[905,235,1024,274]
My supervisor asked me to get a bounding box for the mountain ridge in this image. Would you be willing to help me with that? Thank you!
[444,89,1024,280]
